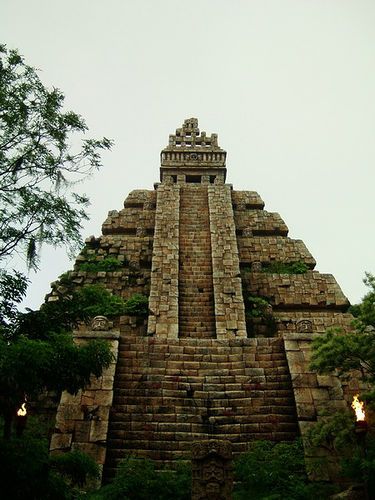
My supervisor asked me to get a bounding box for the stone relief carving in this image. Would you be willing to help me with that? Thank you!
[191,440,233,500]
[91,315,112,331]
[251,261,262,272]
[296,319,313,333]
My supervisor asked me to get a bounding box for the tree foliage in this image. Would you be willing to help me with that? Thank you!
[307,411,375,496]
[311,273,375,402]
[0,45,114,444]
[0,44,112,267]
[0,333,113,438]
[309,273,375,495]
[0,432,99,499]
[0,269,28,338]
[233,439,333,499]
[90,456,191,500]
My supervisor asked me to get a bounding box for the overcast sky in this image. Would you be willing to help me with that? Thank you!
[2,0,374,309]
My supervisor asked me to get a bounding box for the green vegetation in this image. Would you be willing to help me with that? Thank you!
[311,272,375,404]
[309,272,375,496]
[78,256,126,273]
[245,295,277,337]
[75,284,128,319]
[0,331,113,439]
[89,456,191,500]
[234,439,334,499]
[0,427,99,499]
[123,293,149,316]
[0,45,114,499]
[246,295,272,318]
[261,261,309,274]
[13,286,148,343]
[307,412,375,496]
[0,44,112,268]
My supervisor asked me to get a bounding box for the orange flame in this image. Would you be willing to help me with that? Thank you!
[17,402,27,417]
[351,395,365,422]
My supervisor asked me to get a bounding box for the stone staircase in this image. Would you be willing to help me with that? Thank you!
[103,336,299,481]
[179,185,216,338]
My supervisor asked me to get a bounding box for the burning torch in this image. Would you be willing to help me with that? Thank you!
[351,396,369,500]
[352,394,367,436]
[16,399,27,437]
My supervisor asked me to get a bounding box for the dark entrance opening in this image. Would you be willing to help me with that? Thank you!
[186,175,201,183]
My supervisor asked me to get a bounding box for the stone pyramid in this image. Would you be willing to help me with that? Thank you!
[50,118,355,484]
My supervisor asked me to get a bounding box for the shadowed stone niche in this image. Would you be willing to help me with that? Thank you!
[191,440,233,500]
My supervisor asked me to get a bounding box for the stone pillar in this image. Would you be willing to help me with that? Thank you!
[191,440,233,500]
[208,184,246,339]
[50,318,120,487]
[147,183,180,338]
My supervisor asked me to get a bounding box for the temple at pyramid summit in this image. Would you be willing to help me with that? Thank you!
[49,118,356,485]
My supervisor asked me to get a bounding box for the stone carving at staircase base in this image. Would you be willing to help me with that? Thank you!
[191,440,233,500]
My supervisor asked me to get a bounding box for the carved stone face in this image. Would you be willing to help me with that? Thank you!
[296,319,313,333]
[202,459,225,483]
[91,315,110,331]
[251,261,262,272]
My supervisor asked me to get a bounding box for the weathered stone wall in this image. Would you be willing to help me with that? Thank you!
[147,182,180,338]
[231,190,265,209]
[208,184,246,338]
[102,190,156,235]
[47,189,156,322]
[103,336,299,480]
[234,209,289,236]
[50,327,120,486]
[238,236,316,268]
[243,271,349,309]
[274,310,353,334]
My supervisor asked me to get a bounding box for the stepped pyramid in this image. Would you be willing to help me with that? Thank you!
[50,119,356,484]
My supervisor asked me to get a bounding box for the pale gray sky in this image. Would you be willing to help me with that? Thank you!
[2,0,374,308]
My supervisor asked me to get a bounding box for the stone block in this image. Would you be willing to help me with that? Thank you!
[50,432,73,451]
[291,373,318,388]
[296,403,316,420]
[90,420,110,442]
[294,388,313,403]
[94,390,113,406]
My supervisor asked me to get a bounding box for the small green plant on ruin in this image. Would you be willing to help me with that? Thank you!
[75,284,128,318]
[123,293,149,317]
[59,285,141,319]
[261,261,309,274]
[78,255,127,273]
[76,287,148,318]
[246,295,271,318]
[245,295,277,337]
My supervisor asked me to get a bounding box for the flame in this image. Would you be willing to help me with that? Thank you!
[17,402,27,417]
[351,395,365,422]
